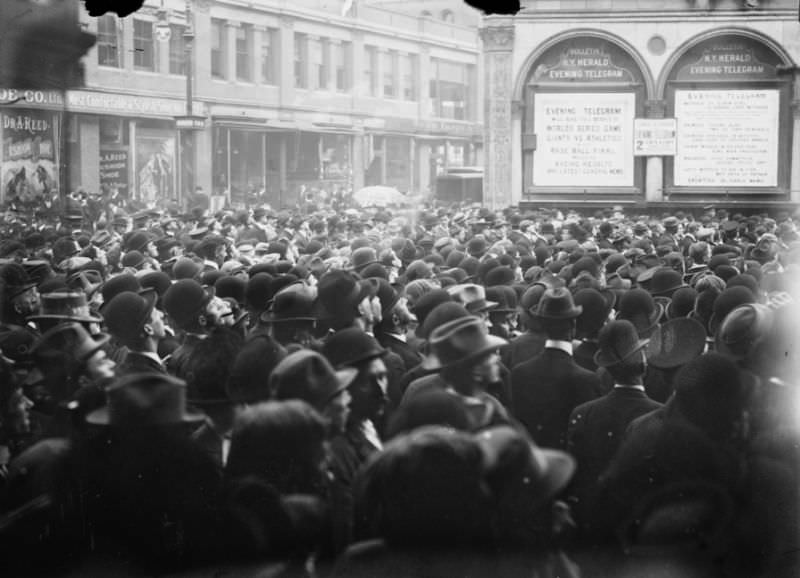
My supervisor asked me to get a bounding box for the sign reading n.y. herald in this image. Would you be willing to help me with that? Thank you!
[532,43,636,84]
[676,44,777,82]
[100,149,129,197]
[1,109,58,201]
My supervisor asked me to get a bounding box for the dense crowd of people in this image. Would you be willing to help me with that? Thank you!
[0,198,798,577]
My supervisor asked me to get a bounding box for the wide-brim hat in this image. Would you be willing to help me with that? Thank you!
[647,317,707,370]
[86,373,206,427]
[422,316,507,370]
[594,320,650,367]
[531,287,583,319]
[476,426,575,511]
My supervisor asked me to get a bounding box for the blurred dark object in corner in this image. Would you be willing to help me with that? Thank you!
[82,0,146,18]
[464,0,521,15]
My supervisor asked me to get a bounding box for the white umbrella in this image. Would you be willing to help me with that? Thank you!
[352,185,405,207]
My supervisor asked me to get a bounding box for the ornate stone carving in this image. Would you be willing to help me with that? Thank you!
[193,0,211,12]
[480,25,515,52]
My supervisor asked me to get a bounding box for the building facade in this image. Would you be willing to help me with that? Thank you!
[0,0,483,208]
[482,0,800,210]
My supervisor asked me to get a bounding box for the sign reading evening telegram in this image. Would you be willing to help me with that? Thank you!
[533,93,635,187]
[674,90,779,187]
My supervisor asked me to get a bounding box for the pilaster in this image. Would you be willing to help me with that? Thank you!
[644,99,667,202]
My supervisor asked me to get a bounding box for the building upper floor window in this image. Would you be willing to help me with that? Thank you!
[261,28,277,85]
[236,25,252,81]
[294,32,308,88]
[309,37,326,90]
[97,14,122,68]
[440,9,454,22]
[169,24,186,75]
[430,58,473,120]
[401,53,417,101]
[211,19,226,79]
[133,19,154,71]
[335,42,350,92]
[363,44,377,96]
[382,50,397,98]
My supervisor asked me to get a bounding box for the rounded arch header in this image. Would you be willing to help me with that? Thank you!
[513,29,655,102]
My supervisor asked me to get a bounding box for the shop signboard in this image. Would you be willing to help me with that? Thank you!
[100,148,129,197]
[674,90,779,187]
[532,92,635,187]
[1,108,58,201]
[634,118,676,156]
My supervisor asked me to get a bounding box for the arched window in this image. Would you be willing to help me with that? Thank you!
[440,9,454,22]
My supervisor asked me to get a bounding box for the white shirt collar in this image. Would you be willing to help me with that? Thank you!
[614,384,645,392]
[545,339,573,356]
[133,350,163,365]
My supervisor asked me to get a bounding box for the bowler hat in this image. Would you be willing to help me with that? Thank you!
[102,289,157,345]
[714,303,774,362]
[317,270,362,320]
[594,320,649,367]
[172,256,203,280]
[215,276,247,306]
[666,287,697,319]
[32,321,109,366]
[646,317,706,370]
[466,236,488,257]
[0,263,37,299]
[708,286,756,336]
[125,231,153,253]
[574,288,615,338]
[423,316,507,370]
[323,328,386,369]
[270,350,357,412]
[0,326,36,367]
[484,266,515,287]
[260,289,316,324]
[163,279,213,329]
[350,246,379,272]
[411,289,452,338]
[86,373,205,427]
[616,289,663,338]
[649,268,688,298]
[531,287,582,319]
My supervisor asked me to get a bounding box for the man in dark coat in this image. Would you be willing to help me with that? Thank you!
[510,288,600,449]
[566,320,662,540]
[101,289,167,375]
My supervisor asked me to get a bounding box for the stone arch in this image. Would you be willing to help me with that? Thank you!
[512,28,656,103]
[655,26,797,98]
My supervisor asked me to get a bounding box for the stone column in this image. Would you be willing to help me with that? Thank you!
[644,99,666,203]
[479,19,514,210]
[791,71,800,202]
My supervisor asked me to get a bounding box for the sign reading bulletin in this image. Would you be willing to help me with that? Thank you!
[533,92,635,187]
[674,90,779,187]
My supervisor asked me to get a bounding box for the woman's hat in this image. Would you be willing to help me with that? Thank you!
[423,316,507,370]
[476,425,575,511]
[594,320,649,367]
[646,317,707,370]
[531,287,583,319]
[86,373,205,427]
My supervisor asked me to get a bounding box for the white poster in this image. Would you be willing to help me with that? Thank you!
[533,92,635,187]
[675,90,779,187]
[634,118,676,156]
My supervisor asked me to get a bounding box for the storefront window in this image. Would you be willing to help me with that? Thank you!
[321,135,350,180]
[287,132,320,180]
[97,14,122,68]
[133,19,155,71]
[230,130,264,203]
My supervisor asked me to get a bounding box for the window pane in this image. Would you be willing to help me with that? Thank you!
[402,54,417,101]
[363,45,376,96]
[133,19,154,71]
[309,37,323,90]
[382,51,396,98]
[261,28,276,84]
[169,25,186,74]
[336,42,349,92]
[211,19,225,78]
[294,33,307,88]
[236,25,250,81]
[97,14,121,68]
[431,58,468,120]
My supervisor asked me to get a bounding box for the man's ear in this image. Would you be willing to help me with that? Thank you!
[198,314,208,327]
[142,323,154,336]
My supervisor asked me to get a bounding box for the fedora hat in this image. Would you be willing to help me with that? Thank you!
[476,425,575,512]
[447,283,498,314]
[647,317,707,370]
[594,320,649,367]
[531,287,583,319]
[86,373,205,427]
[423,316,507,370]
[270,350,358,412]
[32,321,109,366]
[29,291,102,325]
